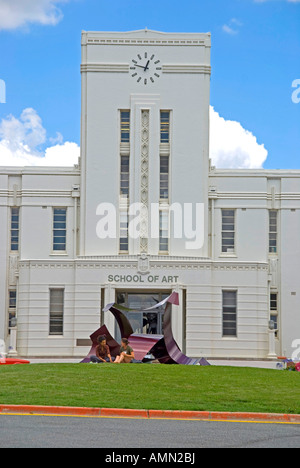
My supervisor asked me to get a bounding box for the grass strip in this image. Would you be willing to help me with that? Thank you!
[0,364,299,414]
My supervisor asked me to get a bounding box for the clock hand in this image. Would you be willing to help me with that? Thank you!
[134,62,150,71]
[144,60,150,71]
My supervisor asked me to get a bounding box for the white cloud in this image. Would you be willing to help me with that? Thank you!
[0,106,267,170]
[0,0,71,31]
[0,108,79,167]
[49,131,64,145]
[222,25,238,35]
[209,107,268,169]
[0,108,46,151]
[222,18,243,35]
[41,142,80,166]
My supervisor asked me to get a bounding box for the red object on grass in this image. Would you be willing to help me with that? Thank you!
[0,358,30,365]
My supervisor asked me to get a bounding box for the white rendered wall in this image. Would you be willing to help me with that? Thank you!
[20,171,80,260]
[279,177,300,358]
[0,179,8,345]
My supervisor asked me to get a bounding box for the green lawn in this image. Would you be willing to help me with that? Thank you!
[0,363,299,414]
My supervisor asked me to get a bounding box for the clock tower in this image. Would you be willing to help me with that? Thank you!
[80,29,211,258]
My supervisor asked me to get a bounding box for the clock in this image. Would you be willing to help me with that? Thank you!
[130,52,162,84]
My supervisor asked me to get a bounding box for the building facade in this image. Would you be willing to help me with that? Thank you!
[0,29,299,359]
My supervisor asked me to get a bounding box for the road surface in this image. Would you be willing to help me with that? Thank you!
[0,414,299,449]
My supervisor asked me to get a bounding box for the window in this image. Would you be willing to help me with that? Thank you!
[160,156,169,200]
[119,211,129,252]
[120,111,130,143]
[120,155,130,199]
[49,289,64,335]
[159,111,171,255]
[270,292,278,337]
[115,292,170,340]
[222,291,237,337]
[8,290,17,329]
[159,211,169,252]
[11,208,19,251]
[269,211,277,254]
[120,112,130,252]
[53,208,67,252]
[160,111,170,144]
[222,209,235,253]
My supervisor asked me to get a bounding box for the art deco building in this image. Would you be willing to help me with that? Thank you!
[0,29,299,360]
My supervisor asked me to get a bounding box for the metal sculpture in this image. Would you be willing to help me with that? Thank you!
[81,292,210,366]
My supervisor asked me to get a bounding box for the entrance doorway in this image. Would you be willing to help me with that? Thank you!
[115,291,171,340]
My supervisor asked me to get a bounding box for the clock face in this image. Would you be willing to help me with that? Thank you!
[130,52,162,84]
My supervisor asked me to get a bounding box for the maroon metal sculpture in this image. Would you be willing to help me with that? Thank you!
[81,292,209,366]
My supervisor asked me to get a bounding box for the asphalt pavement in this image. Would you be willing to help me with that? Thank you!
[0,414,299,449]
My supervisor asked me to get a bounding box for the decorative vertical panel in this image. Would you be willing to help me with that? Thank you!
[140,110,149,253]
[269,258,278,288]
[9,255,19,287]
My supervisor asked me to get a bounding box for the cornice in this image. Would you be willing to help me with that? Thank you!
[18,257,268,272]
[82,30,211,48]
[209,168,300,178]
[0,167,80,176]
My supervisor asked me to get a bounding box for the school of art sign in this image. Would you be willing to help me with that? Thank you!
[107,274,179,284]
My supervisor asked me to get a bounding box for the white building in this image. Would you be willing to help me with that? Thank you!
[0,29,299,360]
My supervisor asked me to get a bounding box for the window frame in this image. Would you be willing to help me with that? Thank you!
[119,210,129,253]
[160,111,170,144]
[270,291,279,338]
[8,289,17,330]
[120,110,130,144]
[269,210,278,255]
[120,155,130,199]
[10,207,20,252]
[160,155,169,201]
[221,209,235,254]
[159,210,169,254]
[52,207,67,253]
[49,288,64,336]
[222,290,237,338]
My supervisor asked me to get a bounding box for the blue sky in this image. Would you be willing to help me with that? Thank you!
[0,0,299,169]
